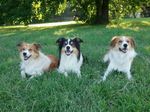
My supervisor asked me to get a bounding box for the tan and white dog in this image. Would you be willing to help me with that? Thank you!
[102,36,137,81]
[17,42,58,79]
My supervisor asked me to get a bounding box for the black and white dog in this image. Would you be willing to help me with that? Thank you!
[56,37,83,77]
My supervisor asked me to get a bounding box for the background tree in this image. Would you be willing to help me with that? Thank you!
[31,0,66,23]
[0,0,149,25]
[69,0,109,24]
[109,0,150,20]
[0,0,33,25]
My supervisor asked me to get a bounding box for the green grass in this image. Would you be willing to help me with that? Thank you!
[0,18,150,112]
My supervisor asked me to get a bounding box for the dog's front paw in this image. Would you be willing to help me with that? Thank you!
[128,76,133,81]
[127,73,133,81]
[102,76,107,81]
[103,54,108,63]
[64,72,68,77]
[36,71,43,76]
[76,71,81,78]
[77,74,81,78]
[21,71,26,78]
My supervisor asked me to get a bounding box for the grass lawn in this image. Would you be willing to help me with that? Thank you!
[0,18,150,112]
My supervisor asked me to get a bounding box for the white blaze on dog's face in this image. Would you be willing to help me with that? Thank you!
[63,39,74,56]
[17,42,41,61]
[110,36,135,53]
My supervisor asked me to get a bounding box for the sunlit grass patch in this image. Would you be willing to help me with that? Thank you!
[28,21,82,27]
[107,18,150,31]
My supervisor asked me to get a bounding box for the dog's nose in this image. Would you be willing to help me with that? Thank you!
[66,46,70,50]
[123,44,128,48]
[23,52,27,56]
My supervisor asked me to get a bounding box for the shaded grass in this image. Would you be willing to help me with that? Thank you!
[0,18,150,112]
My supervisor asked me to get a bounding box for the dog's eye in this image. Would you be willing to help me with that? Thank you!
[126,40,129,43]
[64,42,68,45]
[119,40,122,43]
[22,48,25,50]
[70,42,73,45]
[29,49,32,51]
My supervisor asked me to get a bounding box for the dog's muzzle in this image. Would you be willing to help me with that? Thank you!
[119,48,127,53]
[65,50,73,56]
[23,55,31,60]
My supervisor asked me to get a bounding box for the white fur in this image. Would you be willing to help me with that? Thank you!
[102,38,137,81]
[20,52,51,79]
[58,53,83,77]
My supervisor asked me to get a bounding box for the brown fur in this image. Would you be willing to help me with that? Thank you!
[47,55,58,70]
[72,48,79,55]
[110,36,135,49]
[129,38,135,48]
[110,36,120,47]
[17,42,40,59]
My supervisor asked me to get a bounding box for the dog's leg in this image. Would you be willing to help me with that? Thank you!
[21,70,26,78]
[20,63,26,78]
[64,72,68,77]
[28,71,37,79]
[29,75,35,79]
[28,70,43,79]
[127,71,132,80]
[102,64,113,81]
[103,54,109,63]
[57,68,68,77]
[76,70,81,78]
[125,63,132,80]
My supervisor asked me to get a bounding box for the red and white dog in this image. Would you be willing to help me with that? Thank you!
[17,42,58,79]
[102,36,137,81]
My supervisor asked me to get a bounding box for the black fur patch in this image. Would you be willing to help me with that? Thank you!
[72,38,83,60]
[56,37,66,67]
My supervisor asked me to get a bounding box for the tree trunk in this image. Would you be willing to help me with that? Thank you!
[95,0,109,24]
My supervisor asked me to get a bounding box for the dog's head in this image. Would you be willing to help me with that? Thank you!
[110,36,135,53]
[56,37,83,59]
[17,42,41,61]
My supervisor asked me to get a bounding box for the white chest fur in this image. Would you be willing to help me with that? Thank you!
[109,50,136,71]
[21,52,51,76]
[103,49,137,81]
[58,53,83,76]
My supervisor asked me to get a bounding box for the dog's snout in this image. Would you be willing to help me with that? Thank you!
[66,46,70,50]
[123,44,128,48]
[23,52,27,56]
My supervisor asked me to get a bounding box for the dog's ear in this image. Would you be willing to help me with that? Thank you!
[110,36,119,47]
[129,38,136,48]
[17,42,24,47]
[56,37,65,45]
[33,43,41,50]
[73,38,83,43]
[17,42,25,51]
